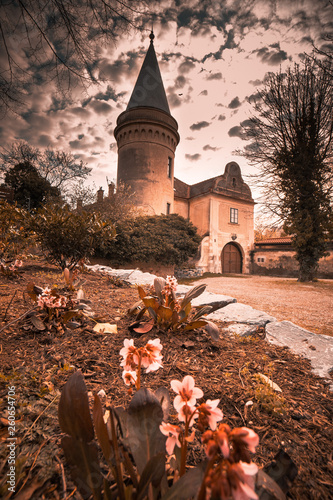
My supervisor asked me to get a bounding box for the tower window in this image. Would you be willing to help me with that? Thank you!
[230,208,238,224]
[167,157,172,178]
[166,202,171,215]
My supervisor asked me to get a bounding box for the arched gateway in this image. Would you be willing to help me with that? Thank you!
[222,243,242,273]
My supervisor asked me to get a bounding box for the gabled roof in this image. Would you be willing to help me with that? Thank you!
[174,162,254,202]
[127,32,170,114]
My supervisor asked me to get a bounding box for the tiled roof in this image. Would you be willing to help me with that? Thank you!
[255,237,293,245]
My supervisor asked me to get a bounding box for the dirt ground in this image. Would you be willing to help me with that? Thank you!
[190,275,333,337]
[0,261,332,499]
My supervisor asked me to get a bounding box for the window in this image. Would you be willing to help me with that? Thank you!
[230,208,238,224]
[166,202,171,215]
[257,257,265,263]
[167,157,172,178]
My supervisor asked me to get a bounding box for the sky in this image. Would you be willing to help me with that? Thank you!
[1,0,332,205]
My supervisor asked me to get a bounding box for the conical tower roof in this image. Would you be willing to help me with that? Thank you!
[127,32,170,114]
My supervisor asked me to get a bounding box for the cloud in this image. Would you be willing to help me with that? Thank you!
[199,90,208,96]
[185,137,195,140]
[69,107,91,118]
[201,31,238,63]
[228,126,242,137]
[203,144,220,151]
[206,72,223,80]
[88,100,112,115]
[218,114,226,121]
[228,97,241,109]
[253,44,289,65]
[185,153,201,161]
[98,50,141,83]
[249,79,263,86]
[178,60,196,74]
[175,75,187,89]
[190,121,211,131]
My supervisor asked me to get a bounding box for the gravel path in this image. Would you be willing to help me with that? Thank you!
[192,275,333,337]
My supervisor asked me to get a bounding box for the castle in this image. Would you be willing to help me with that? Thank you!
[113,33,255,274]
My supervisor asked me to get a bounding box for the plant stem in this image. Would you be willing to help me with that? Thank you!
[136,351,142,390]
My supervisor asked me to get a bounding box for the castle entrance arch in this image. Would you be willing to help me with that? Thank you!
[222,243,242,274]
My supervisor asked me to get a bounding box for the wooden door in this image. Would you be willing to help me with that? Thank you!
[222,243,242,273]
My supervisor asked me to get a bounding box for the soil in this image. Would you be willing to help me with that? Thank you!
[192,275,333,337]
[0,260,332,500]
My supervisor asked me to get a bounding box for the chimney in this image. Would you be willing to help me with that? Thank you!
[108,182,115,198]
[97,187,104,204]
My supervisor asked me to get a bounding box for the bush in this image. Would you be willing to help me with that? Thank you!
[104,214,201,267]
[31,204,116,269]
[0,201,34,261]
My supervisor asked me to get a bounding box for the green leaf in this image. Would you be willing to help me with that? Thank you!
[154,277,166,300]
[154,387,171,421]
[192,305,213,320]
[143,296,159,309]
[180,284,207,309]
[138,285,147,300]
[133,321,154,334]
[136,452,166,500]
[161,461,207,500]
[157,305,173,322]
[93,394,113,463]
[62,310,77,324]
[61,436,102,500]
[183,320,207,331]
[125,388,165,475]
[205,321,220,341]
[58,371,94,441]
[30,314,46,331]
[256,470,286,500]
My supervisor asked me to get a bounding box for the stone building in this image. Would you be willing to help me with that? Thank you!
[114,33,254,274]
[252,237,333,279]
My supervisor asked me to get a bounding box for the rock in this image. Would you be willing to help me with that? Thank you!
[222,323,260,337]
[207,302,276,326]
[87,265,156,285]
[266,321,333,386]
[190,291,236,312]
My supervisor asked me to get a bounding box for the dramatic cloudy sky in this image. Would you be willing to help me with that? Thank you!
[1,0,332,203]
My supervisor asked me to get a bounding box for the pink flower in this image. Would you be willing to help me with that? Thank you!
[171,375,203,411]
[141,338,163,372]
[122,370,137,386]
[198,399,223,431]
[230,462,258,500]
[230,427,259,453]
[159,422,181,455]
[177,403,198,427]
[120,339,139,370]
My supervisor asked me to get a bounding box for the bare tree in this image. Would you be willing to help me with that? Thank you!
[240,57,333,281]
[0,0,149,115]
[0,141,91,194]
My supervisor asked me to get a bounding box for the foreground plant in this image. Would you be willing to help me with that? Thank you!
[27,282,91,331]
[129,276,219,340]
[0,258,23,278]
[58,339,293,499]
[120,337,163,391]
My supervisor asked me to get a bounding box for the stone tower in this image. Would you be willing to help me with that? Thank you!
[114,32,180,215]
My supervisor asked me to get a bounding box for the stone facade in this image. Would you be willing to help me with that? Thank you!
[174,162,254,273]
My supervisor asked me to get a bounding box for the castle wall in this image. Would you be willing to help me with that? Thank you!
[194,194,254,274]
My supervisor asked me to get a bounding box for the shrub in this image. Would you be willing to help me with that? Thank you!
[0,201,34,261]
[30,204,116,269]
[103,213,201,267]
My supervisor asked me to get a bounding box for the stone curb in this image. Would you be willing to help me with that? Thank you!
[87,265,333,388]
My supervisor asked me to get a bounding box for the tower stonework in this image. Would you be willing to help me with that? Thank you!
[114,33,179,215]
